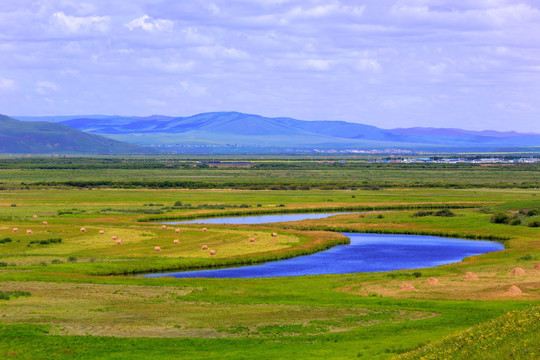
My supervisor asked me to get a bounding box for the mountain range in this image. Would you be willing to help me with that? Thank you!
[11,112,540,153]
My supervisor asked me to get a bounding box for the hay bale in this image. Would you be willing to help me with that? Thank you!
[511,267,526,276]
[463,272,479,280]
[271,232,277,237]
[33,215,38,218]
[399,282,417,292]
[201,245,209,250]
[534,263,540,270]
[80,227,86,232]
[99,230,105,234]
[112,235,118,240]
[42,221,48,225]
[12,228,19,233]
[115,239,122,245]
[175,228,180,233]
[26,229,33,234]
[505,285,522,295]
[209,249,216,255]
[426,277,440,286]
[202,227,208,232]
[173,239,180,244]
[161,225,167,229]
[154,246,161,251]
[249,237,256,243]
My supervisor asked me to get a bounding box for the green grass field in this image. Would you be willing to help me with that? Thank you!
[0,157,539,359]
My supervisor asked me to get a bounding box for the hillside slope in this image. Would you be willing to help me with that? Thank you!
[0,115,156,154]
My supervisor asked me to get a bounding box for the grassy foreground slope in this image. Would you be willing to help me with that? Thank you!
[0,160,539,359]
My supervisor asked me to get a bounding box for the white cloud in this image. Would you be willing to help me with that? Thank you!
[125,15,173,33]
[289,3,365,18]
[355,59,382,73]
[304,59,331,71]
[0,77,16,92]
[53,11,109,33]
[35,81,58,95]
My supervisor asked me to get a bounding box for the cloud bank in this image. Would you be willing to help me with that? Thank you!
[1,0,539,131]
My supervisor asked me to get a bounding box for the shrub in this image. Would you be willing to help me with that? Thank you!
[412,211,433,217]
[526,209,539,216]
[0,291,31,301]
[28,238,62,246]
[0,262,8,267]
[434,209,455,217]
[528,221,540,228]
[509,218,522,226]
[0,238,12,244]
[377,214,384,219]
[490,212,510,224]
[67,256,78,263]
[412,271,422,278]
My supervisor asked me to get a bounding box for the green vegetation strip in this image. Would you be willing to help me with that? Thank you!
[0,291,31,301]
[139,203,485,222]
[281,226,510,241]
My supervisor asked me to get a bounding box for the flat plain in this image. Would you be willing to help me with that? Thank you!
[0,158,538,359]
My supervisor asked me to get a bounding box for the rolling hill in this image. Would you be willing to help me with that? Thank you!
[0,114,156,154]
[14,112,540,153]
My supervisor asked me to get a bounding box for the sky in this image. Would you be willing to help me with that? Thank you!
[1,0,540,132]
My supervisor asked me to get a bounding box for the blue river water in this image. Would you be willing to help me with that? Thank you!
[163,212,351,225]
[145,213,505,279]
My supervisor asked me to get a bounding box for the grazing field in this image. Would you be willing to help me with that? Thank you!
[0,157,539,359]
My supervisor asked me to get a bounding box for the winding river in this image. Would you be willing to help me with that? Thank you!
[146,213,504,279]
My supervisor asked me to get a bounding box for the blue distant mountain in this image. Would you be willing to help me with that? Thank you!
[14,112,540,152]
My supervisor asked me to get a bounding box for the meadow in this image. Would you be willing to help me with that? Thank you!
[0,157,538,359]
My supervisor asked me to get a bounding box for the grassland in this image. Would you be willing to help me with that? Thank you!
[0,157,539,359]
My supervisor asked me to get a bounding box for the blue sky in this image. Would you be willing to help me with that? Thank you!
[1,0,539,132]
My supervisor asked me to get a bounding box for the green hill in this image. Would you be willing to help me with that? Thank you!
[0,115,156,154]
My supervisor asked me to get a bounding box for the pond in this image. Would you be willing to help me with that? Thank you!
[145,213,505,279]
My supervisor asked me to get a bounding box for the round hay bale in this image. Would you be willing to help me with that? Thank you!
[201,245,209,250]
[399,282,417,292]
[112,235,118,240]
[115,239,122,245]
[42,221,48,225]
[12,228,19,232]
[154,246,161,251]
[161,225,167,229]
[99,230,105,234]
[271,232,277,237]
[511,267,526,276]
[463,272,479,280]
[80,227,86,232]
[505,285,522,295]
[249,237,256,243]
[33,215,38,218]
[26,229,32,234]
[175,228,180,233]
[173,239,180,244]
[426,277,440,286]
[202,227,208,232]
[534,263,540,270]
[209,249,216,256]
